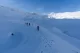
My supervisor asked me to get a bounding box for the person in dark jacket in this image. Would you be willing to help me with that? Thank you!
[37,26,39,31]
[11,33,14,36]
[25,22,28,26]
[29,23,30,26]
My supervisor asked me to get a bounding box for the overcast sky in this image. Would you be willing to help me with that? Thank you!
[0,0,80,18]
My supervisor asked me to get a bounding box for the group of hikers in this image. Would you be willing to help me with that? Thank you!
[25,22,30,26]
[25,22,40,31]
[11,22,40,36]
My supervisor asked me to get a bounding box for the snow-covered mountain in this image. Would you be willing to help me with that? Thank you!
[0,6,80,53]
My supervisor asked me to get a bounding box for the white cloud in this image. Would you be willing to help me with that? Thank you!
[48,11,80,19]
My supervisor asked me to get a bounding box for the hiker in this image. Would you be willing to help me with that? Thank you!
[29,23,30,26]
[37,26,39,31]
[25,22,28,26]
[11,33,14,36]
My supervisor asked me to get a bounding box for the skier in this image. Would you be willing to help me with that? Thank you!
[37,26,39,31]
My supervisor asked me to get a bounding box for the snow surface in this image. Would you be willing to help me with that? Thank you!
[0,6,80,53]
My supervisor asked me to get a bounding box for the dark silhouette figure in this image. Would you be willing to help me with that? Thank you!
[11,33,14,36]
[25,23,28,26]
[37,26,39,31]
[29,23,30,26]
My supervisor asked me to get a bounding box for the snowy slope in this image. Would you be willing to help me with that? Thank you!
[52,27,80,49]
[52,19,80,40]
[35,27,80,53]
[0,6,80,53]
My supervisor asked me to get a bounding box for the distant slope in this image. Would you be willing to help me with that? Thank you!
[52,19,80,40]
